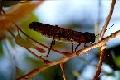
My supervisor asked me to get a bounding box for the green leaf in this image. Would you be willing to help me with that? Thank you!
[106,45,120,70]
[19,13,45,43]
[105,72,114,76]
[72,70,80,77]
[115,56,120,67]
[25,55,44,68]
[53,41,65,49]
[41,65,63,80]
[15,35,34,48]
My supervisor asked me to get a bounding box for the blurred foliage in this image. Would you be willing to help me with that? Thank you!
[0,41,3,57]
[19,13,45,43]
[105,72,115,76]
[0,1,41,31]
[111,44,120,69]
[0,31,6,40]
[34,65,63,80]
[15,35,34,48]
[72,70,80,77]
[53,41,66,49]
[1,1,20,7]
[16,67,24,78]
[25,55,44,68]
[6,35,16,48]
[105,45,120,70]
[24,53,63,80]
[66,24,81,30]
[115,57,120,67]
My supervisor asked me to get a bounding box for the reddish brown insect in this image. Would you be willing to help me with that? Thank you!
[29,22,95,56]
[29,22,95,43]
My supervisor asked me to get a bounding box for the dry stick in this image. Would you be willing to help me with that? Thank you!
[93,0,116,80]
[93,45,106,80]
[17,29,120,80]
[93,46,107,80]
[60,63,67,80]
[100,0,116,38]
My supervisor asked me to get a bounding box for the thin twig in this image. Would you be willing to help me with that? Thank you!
[94,0,116,80]
[8,29,16,38]
[60,63,67,80]
[100,0,116,38]
[16,29,120,80]
[26,48,45,62]
[93,46,107,80]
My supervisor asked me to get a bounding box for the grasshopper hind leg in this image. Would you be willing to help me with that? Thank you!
[47,39,55,57]
[75,43,81,52]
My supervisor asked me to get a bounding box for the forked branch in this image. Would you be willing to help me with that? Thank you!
[94,0,116,80]
[17,29,120,80]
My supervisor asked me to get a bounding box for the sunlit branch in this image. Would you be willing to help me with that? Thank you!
[100,0,116,38]
[93,46,107,80]
[60,63,67,80]
[94,0,116,80]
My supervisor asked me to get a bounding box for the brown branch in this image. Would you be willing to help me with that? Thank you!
[93,46,107,80]
[100,0,116,38]
[94,0,116,80]
[16,29,120,80]
[60,63,67,80]
[17,56,69,80]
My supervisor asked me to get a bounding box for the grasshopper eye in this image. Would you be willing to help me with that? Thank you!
[29,23,33,29]
[29,22,41,29]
